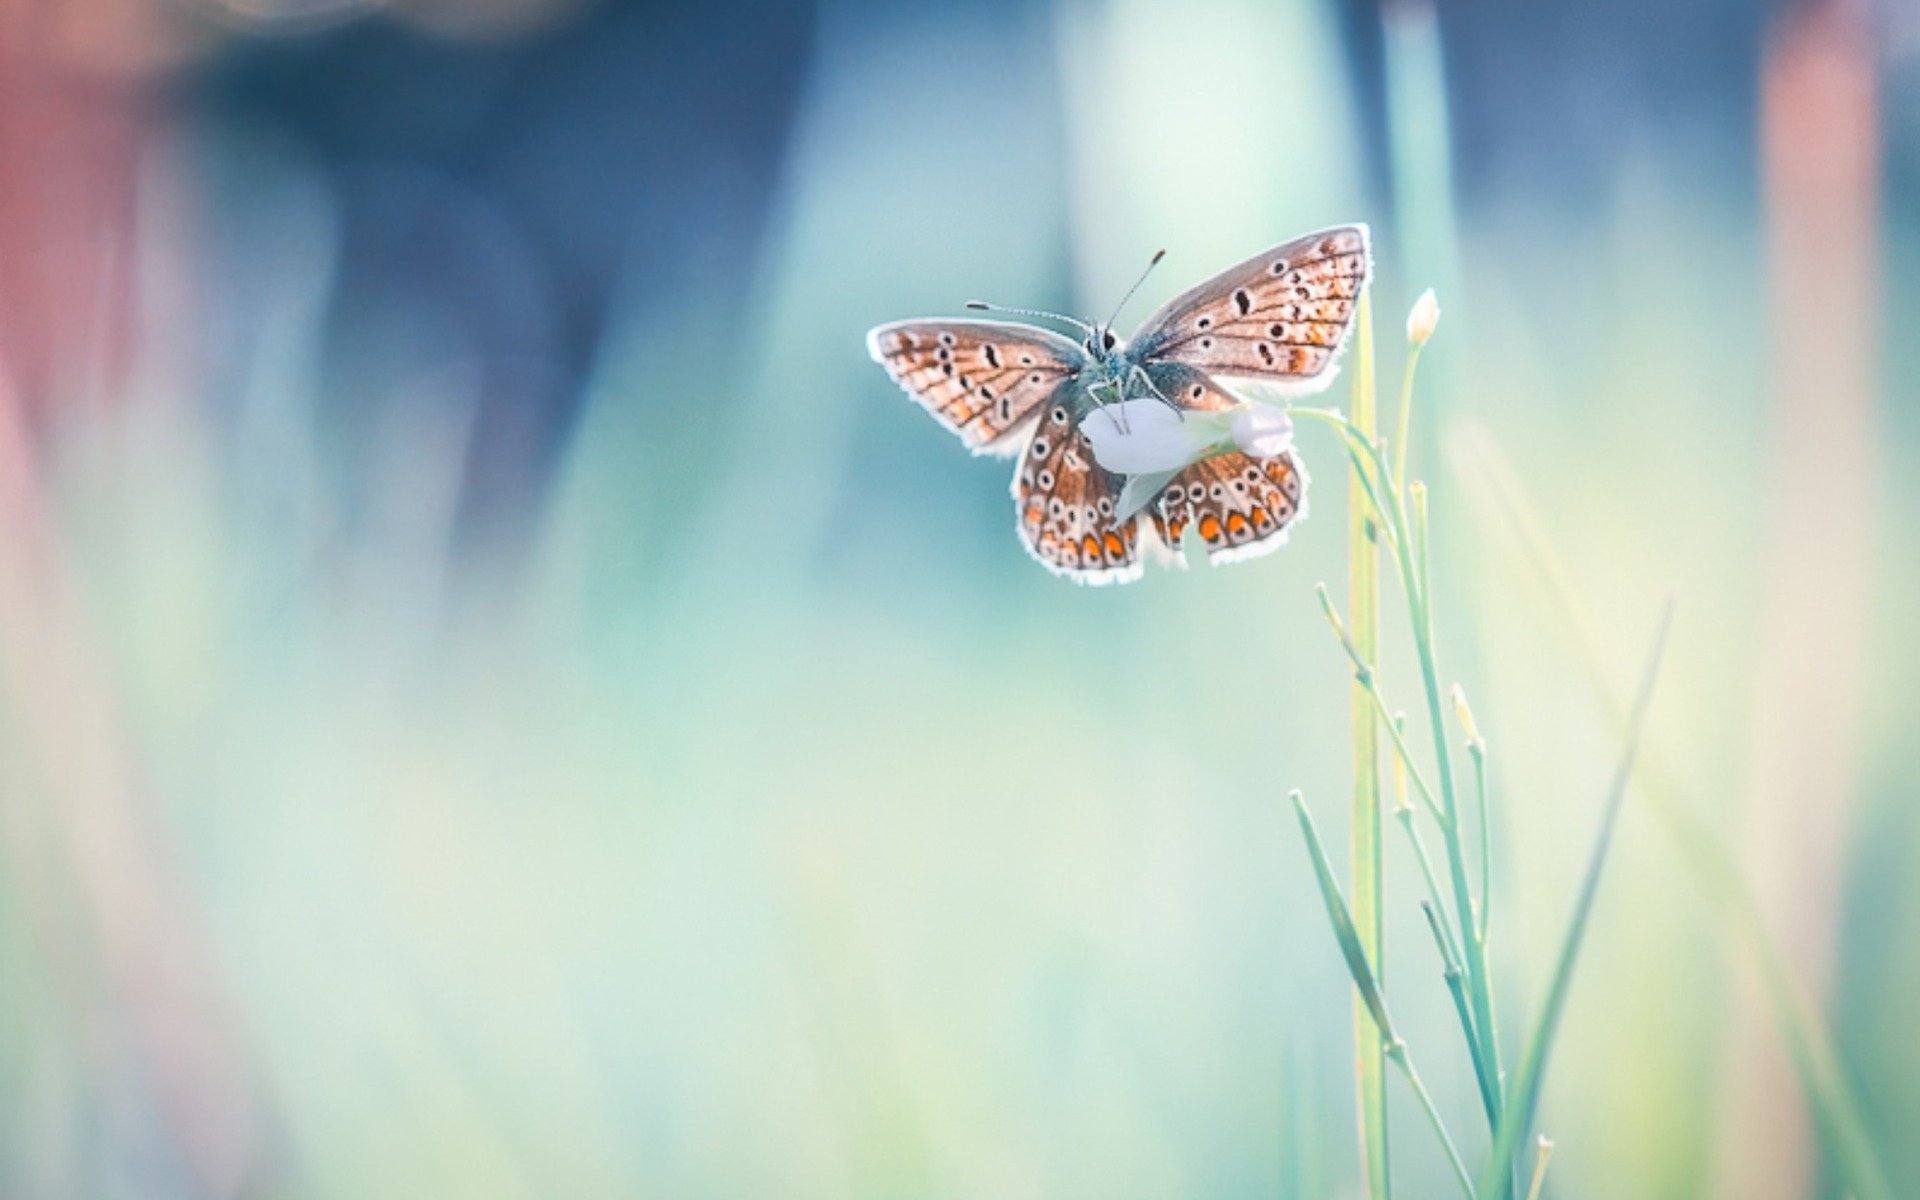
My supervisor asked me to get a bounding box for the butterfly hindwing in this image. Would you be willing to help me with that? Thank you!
[867,319,1088,456]
[1149,448,1308,564]
[1013,401,1143,585]
[1130,225,1370,388]
[1135,359,1306,562]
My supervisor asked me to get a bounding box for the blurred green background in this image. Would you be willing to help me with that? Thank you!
[1,0,1916,1196]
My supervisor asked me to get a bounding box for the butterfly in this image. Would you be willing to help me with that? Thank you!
[867,225,1370,584]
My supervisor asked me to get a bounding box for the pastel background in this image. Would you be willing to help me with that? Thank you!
[1,0,1915,1196]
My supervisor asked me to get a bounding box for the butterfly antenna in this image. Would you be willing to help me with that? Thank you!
[1102,248,1166,330]
[963,300,1095,335]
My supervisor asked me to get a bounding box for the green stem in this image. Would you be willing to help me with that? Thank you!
[1317,585,1444,824]
[1469,740,1491,944]
[1409,548,1509,1182]
[1391,472,1508,1176]
[1298,400,1511,1164]
[1294,787,1477,1200]
[1423,901,1501,1127]
[1344,292,1391,1200]
[1336,440,1400,555]
[1386,1040,1478,1200]
[1399,809,1466,972]
[1394,346,1422,486]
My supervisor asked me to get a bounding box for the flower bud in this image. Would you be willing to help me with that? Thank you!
[1406,288,1440,347]
[1450,683,1483,747]
[1230,402,1294,458]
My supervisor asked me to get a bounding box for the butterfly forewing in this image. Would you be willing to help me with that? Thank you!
[867,319,1088,456]
[1143,360,1239,416]
[1013,403,1143,585]
[1131,225,1370,387]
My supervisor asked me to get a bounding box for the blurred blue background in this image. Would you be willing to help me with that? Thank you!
[0,0,1915,1195]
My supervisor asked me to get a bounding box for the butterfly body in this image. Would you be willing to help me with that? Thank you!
[869,225,1370,584]
[1047,333,1162,425]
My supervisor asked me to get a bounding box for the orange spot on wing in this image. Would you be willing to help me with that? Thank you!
[1198,515,1223,543]
[1081,534,1101,561]
[1226,512,1250,538]
[1103,532,1125,559]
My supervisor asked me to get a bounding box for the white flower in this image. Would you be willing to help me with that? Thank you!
[1083,398,1296,512]
[1407,288,1440,347]
[1230,402,1293,458]
[1079,400,1223,475]
[1115,468,1182,521]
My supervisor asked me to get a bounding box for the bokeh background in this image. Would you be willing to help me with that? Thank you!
[2,0,1916,1196]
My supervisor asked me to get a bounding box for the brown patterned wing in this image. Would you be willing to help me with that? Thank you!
[1148,449,1308,565]
[868,319,1088,457]
[1129,225,1370,389]
[1012,401,1145,585]
[1141,359,1240,416]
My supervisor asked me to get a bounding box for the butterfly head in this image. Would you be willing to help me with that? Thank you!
[1087,248,1162,362]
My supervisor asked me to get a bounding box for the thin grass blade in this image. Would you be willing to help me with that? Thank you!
[1290,790,1394,1045]
[1476,603,1674,1198]
[1454,425,1894,1200]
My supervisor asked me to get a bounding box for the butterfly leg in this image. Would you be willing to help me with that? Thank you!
[1128,365,1184,422]
[1086,375,1132,433]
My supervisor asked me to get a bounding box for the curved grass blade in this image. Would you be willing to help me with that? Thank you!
[1476,603,1672,1199]
[1455,425,1894,1200]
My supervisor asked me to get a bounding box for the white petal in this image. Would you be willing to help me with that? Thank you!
[1231,403,1294,458]
[1079,401,1215,475]
[1115,468,1181,521]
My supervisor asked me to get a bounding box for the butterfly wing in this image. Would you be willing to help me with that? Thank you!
[1129,225,1370,389]
[1013,400,1145,585]
[1142,363,1308,563]
[867,319,1089,457]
